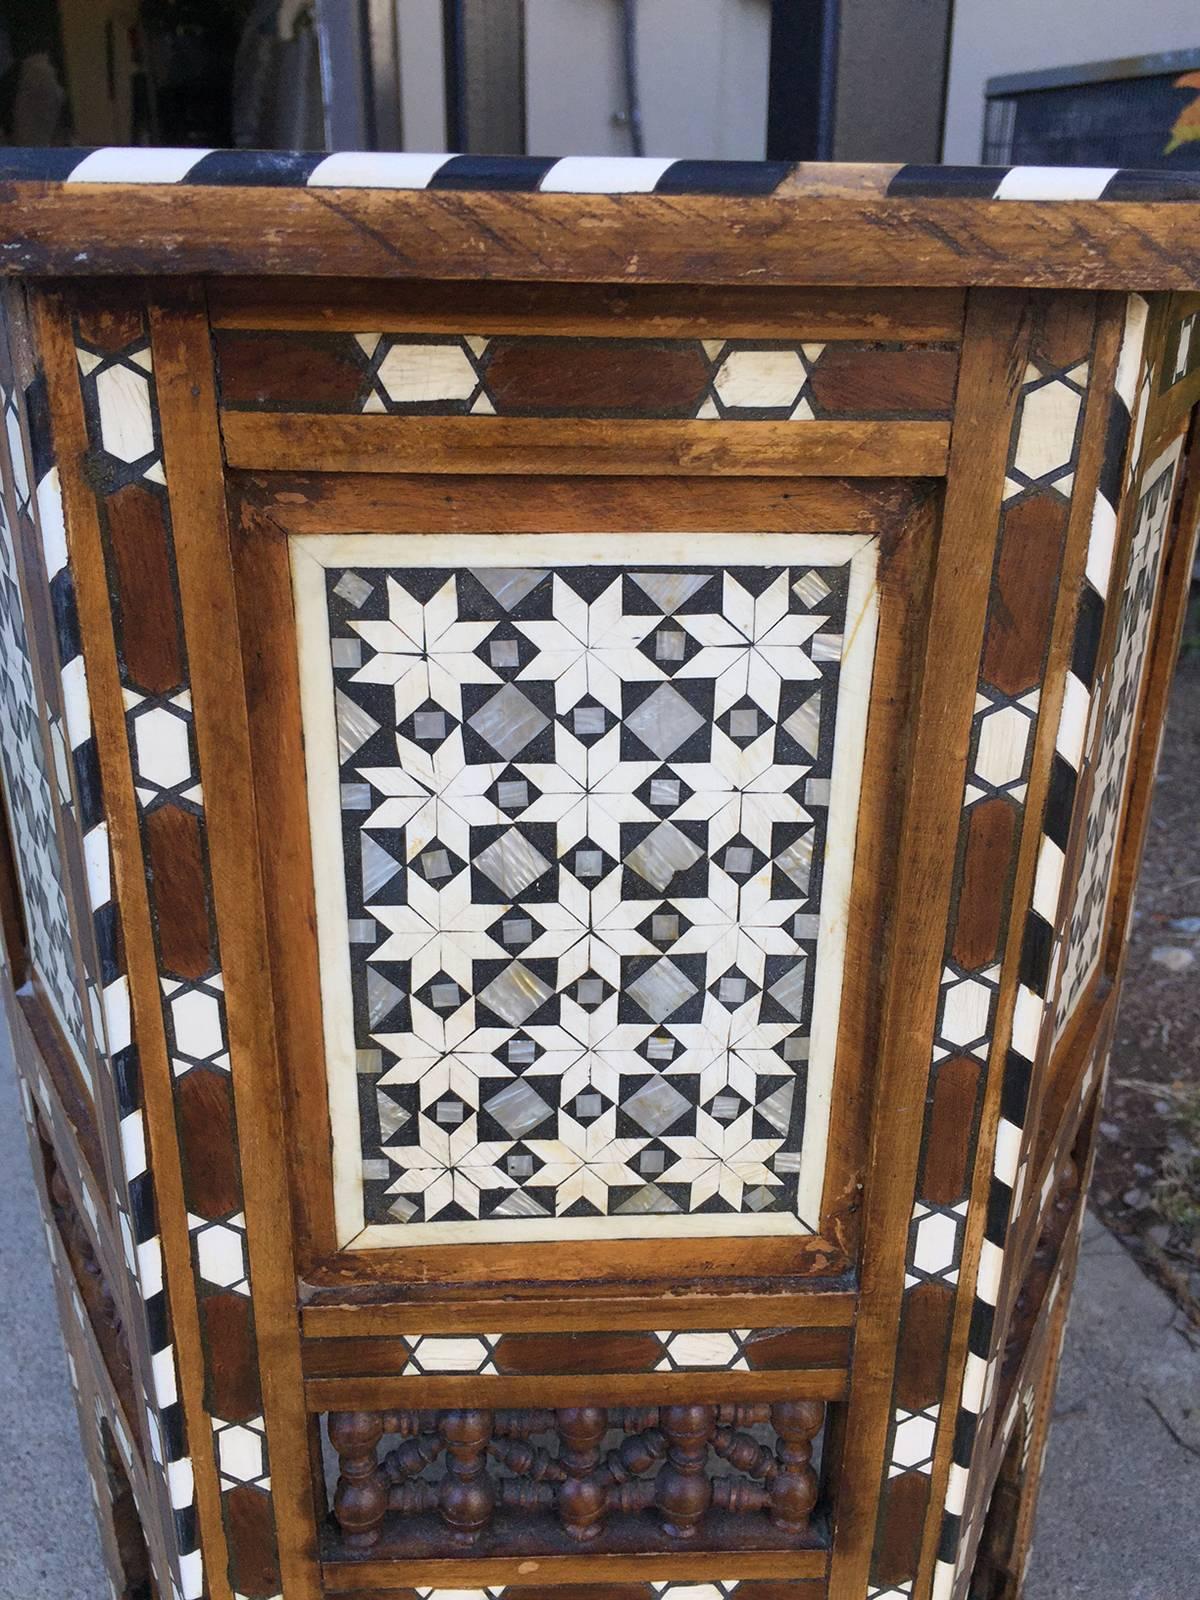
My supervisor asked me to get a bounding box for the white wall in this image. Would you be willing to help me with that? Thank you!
[943,1,1200,163]
[833,0,952,163]
[525,0,770,160]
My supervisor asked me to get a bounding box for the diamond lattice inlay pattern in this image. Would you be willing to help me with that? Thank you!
[1054,438,1181,1035]
[293,533,878,1246]
[0,412,87,1070]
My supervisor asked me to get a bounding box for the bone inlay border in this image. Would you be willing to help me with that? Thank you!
[72,306,280,1600]
[293,532,879,1248]
[931,296,1154,1600]
[0,288,201,1600]
[867,299,1098,1598]
[213,330,957,423]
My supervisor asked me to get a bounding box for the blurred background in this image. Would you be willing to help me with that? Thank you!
[1,0,1199,173]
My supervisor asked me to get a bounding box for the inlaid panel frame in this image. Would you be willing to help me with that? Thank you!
[230,468,937,1305]
[1018,398,1200,1260]
[0,291,110,1137]
[915,304,1200,1600]
[208,276,962,488]
[825,288,1124,1600]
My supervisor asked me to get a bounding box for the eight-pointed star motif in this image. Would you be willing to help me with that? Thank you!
[383,1116,518,1220]
[679,570,826,721]
[518,726,657,858]
[515,574,659,715]
[526,1107,648,1215]
[356,730,504,864]
[664,1013,798,1108]
[368,869,499,1001]
[660,1108,784,1211]
[669,756,812,853]
[349,574,497,722]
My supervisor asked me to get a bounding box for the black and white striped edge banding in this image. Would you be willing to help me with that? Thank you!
[0,147,1199,200]
[26,372,202,1600]
[884,165,1200,203]
[929,295,1149,1600]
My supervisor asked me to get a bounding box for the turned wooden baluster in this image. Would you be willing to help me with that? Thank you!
[490,1435,565,1484]
[389,1480,441,1515]
[655,1404,716,1539]
[328,1411,387,1548]
[493,1408,556,1437]
[438,1409,495,1544]
[716,1402,770,1426]
[712,1423,776,1478]
[499,1477,558,1513]
[615,1405,660,1432]
[556,1405,608,1542]
[383,1427,442,1484]
[604,1422,667,1488]
[769,1399,824,1533]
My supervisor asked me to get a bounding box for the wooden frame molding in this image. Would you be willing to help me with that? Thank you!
[0,153,1196,1600]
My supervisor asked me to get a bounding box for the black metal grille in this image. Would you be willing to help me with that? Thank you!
[984,57,1200,168]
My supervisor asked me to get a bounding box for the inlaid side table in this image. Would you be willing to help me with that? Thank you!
[1,149,1198,1600]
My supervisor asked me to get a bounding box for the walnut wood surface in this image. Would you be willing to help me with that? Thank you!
[826,290,1031,1599]
[300,1289,858,1340]
[3,250,1195,1600]
[3,186,1200,287]
[220,412,951,477]
[31,286,240,1600]
[209,279,967,340]
[236,469,918,534]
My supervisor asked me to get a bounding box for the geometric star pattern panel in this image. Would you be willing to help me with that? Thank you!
[0,388,88,1070]
[1054,438,1181,1035]
[293,532,879,1246]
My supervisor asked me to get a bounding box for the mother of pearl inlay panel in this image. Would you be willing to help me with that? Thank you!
[292,532,879,1248]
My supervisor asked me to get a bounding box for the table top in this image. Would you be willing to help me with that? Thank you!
[1,148,1199,288]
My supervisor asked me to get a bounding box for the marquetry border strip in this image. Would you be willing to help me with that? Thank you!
[946,295,1200,1595]
[311,1326,848,1378]
[928,296,1154,1600]
[1019,301,1146,1013]
[35,451,204,1600]
[2,292,204,1600]
[865,297,1099,1598]
[63,304,281,1600]
[212,328,958,424]
[2,147,1200,202]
